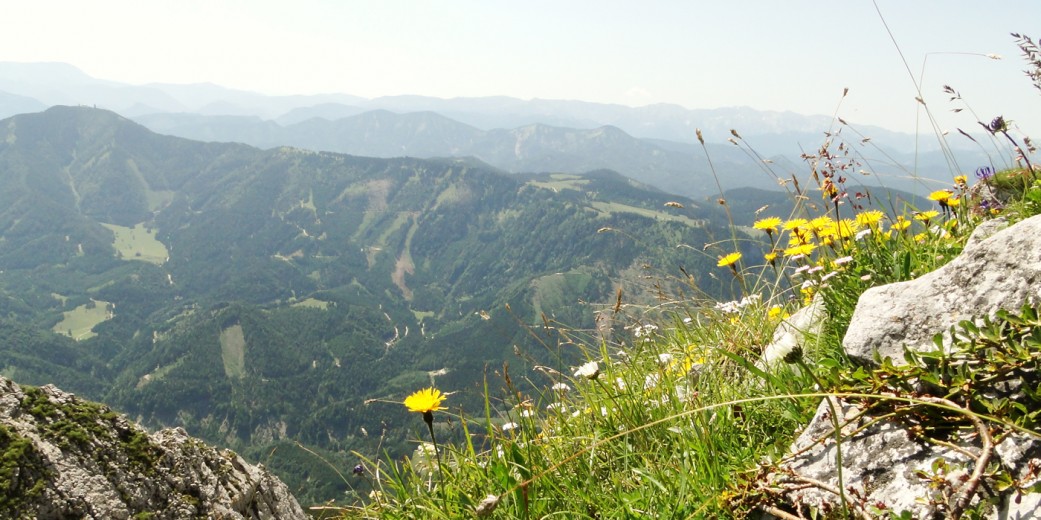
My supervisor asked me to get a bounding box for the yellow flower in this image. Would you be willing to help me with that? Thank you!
[768,306,789,320]
[404,387,447,413]
[783,243,816,257]
[928,190,952,202]
[764,251,778,263]
[855,210,885,227]
[954,175,968,187]
[717,252,742,268]
[782,218,808,232]
[890,216,911,232]
[836,217,853,238]
[914,210,940,222]
[670,355,704,375]
[753,217,783,234]
[948,197,961,208]
[809,216,834,232]
[787,233,811,247]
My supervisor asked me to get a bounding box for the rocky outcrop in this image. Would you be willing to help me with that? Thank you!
[844,214,1041,366]
[0,376,306,519]
[772,215,1041,519]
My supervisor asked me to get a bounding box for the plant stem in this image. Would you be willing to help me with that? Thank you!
[794,358,850,516]
[424,411,448,513]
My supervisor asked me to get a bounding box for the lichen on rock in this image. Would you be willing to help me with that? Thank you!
[0,376,306,519]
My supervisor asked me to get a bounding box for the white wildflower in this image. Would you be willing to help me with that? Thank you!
[657,353,674,367]
[573,361,600,380]
[476,494,501,517]
[644,373,660,390]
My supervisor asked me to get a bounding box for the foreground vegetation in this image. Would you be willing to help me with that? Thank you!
[327,163,1040,519]
[326,42,1041,514]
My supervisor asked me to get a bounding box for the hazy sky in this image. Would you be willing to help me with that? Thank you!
[2,1,1039,133]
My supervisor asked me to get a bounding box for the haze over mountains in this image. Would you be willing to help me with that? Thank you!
[0,62,993,199]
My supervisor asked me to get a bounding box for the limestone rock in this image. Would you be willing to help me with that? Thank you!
[775,398,1041,519]
[771,215,1041,519]
[844,214,1041,366]
[0,376,306,519]
[760,296,825,368]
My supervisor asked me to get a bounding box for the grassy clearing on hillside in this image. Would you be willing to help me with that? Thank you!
[530,270,594,319]
[219,324,247,379]
[53,300,113,341]
[590,200,705,227]
[102,222,169,265]
[291,297,332,310]
[526,173,591,192]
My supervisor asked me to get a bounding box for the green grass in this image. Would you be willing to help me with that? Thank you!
[590,201,705,227]
[219,324,247,379]
[291,297,332,310]
[326,143,1041,518]
[530,270,594,319]
[102,222,169,265]
[52,299,113,341]
[526,173,591,192]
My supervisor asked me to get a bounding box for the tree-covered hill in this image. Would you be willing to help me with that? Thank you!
[0,106,743,503]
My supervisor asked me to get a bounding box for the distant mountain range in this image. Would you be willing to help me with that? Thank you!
[0,61,998,200]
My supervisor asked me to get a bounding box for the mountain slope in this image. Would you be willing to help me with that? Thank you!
[0,106,735,503]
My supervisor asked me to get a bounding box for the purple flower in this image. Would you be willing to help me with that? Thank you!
[975,166,994,180]
[987,116,1007,133]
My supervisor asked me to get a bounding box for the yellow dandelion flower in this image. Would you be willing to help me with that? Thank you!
[783,243,816,257]
[717,252,742,267]
[890,216,911,232]
[764,251,778,263]
[782,218,808,231]
[836,219,857,238]
[787,233,811,247]
[809,216,835,232]
[768,306,787,320]
[817,222,838,240]
[914,210,939,222]
[404,387,447,414]
[670,355,704,375]
[753,216,783,234]
[855,210,885,227]
[947,197,961,208]
[928,190,952,203]
[954,175,968,187]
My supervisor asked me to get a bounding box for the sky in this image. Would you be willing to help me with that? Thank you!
[2,0,1039,134]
